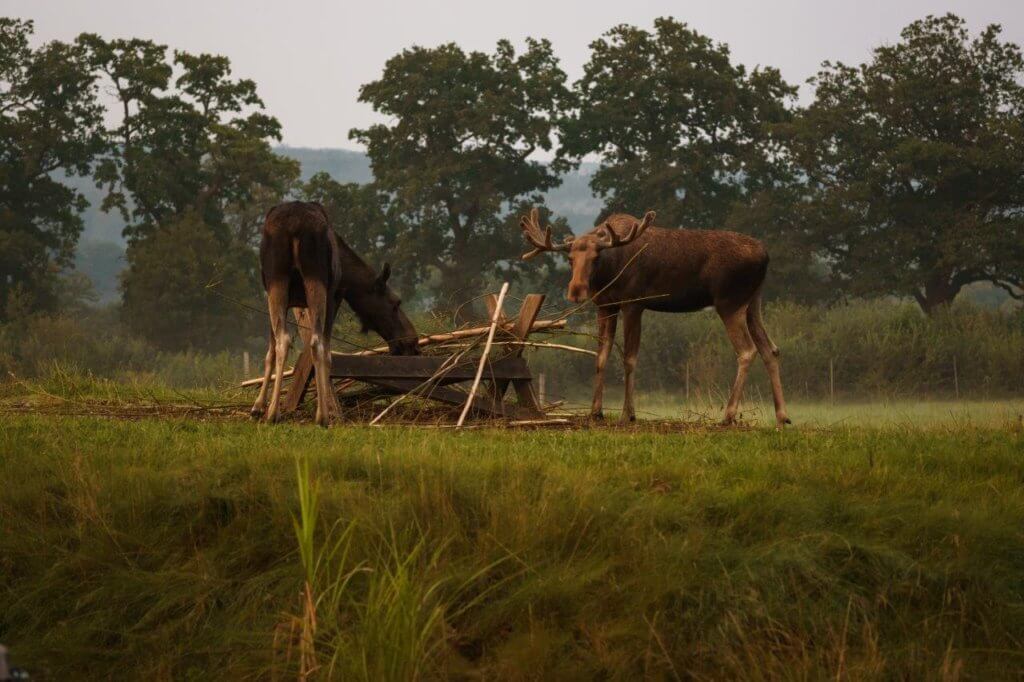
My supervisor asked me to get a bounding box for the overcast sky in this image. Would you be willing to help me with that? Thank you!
[7,0,1023,150]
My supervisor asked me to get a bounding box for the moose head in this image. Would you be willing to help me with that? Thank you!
[344,262,421,355]
[519,208,656,303]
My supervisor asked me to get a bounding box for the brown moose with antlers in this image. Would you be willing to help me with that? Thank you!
[519,208,790,427]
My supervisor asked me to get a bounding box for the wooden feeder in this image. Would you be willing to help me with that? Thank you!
[277,292,560,420]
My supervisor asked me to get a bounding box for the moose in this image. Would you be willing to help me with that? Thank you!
[519,208,790,427]
[251,201,419,427]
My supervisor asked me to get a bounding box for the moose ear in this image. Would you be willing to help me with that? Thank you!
[375,263,392,291]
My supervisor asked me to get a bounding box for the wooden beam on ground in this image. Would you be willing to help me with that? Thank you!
[330,355,532,381]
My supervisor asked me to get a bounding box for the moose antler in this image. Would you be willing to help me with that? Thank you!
[596,210,656,250]
[519,207,572,260]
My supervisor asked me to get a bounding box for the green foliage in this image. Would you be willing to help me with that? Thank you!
[561,17,796,229]
[351,39,571,298]
[78,34,298,243]
[120,210,260,351]
[528,301,1024,400]
[3,415,1024,678]
[784,14,1024,313]
[0,18,106,318]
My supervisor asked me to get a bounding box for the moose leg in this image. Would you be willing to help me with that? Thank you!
[590,306,618,419]
[321,298,342,421]
[250,331,275,419]
[747,293,791,427]
[293,309,322,424]
[265,281,292,424]
[718,304,757,426]
[620,306,643,422]
[302,279,333,428]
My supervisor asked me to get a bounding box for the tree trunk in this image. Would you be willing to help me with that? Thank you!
[914,272,961,316]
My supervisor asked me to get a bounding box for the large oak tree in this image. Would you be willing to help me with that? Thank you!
[0,18,105,318]
[78,35,298,348]
[560,18,796,229]
[786,14,1024,313]
[350,39,572,301]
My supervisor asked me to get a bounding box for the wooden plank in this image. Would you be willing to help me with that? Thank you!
[367,378,513,417]
[509,294,545,351]
[489,294,545,414]
[330,355,532,381]
[282,307,336,414]
[281,349,314,413]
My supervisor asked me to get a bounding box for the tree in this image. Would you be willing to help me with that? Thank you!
[0,18,105,318]
[560,18,796,229]
[79,35,299,244]
[350,39,572,301]
[120,211,258,350]
[785,14,1024,313]
[77,35,298,348]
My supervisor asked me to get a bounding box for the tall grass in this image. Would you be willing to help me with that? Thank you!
[286,457,506,681]
[3,414,1024,679]
[530,300,1024,400]
[5,300,1022,398]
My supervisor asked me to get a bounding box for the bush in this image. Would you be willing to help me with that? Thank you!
[527,301,1024,400]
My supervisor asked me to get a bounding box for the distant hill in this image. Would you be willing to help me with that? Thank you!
[71,148,603,302]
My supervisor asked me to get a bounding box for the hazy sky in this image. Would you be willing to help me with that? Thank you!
[7,0,1024,150]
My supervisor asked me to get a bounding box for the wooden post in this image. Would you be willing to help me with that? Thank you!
[829,357,835,407]
[282,307,339,413]
[242,351,250,378]
[538,373,546,405]
[685,361,690,404]
[952,356,960,399]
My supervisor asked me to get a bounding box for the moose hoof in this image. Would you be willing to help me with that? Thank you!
[249,408,264,421]
[619,414,636,424]
[590,411,604,421]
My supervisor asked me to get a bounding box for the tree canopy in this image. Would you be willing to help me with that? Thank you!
[560,17,796,229]
[0,18,105,318]
[350,39,573,301]
[784,14,1024,313]
[73,34,298,348]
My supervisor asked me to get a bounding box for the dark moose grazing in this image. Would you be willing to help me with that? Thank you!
[519,208,791,427]
[251,201,419,427]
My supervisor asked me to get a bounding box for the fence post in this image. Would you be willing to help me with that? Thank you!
[685,361,690,404]
[538,372,546,405]
[829,357,835,408]
[953,356,960,399]
[243,351,250,378]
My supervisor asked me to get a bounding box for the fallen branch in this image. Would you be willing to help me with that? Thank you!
[433,340,596,357]
[344,318,567,356]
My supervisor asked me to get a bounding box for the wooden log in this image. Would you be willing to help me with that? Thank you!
[330,355,531,381]
[338,318,567,356]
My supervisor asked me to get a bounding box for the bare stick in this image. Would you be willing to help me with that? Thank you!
[458,282,509,428]
[343,319,567,356]
[433,340,596,357]
[241,369,294,388]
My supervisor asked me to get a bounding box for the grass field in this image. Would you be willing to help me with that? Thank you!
[2,379,1024,679]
